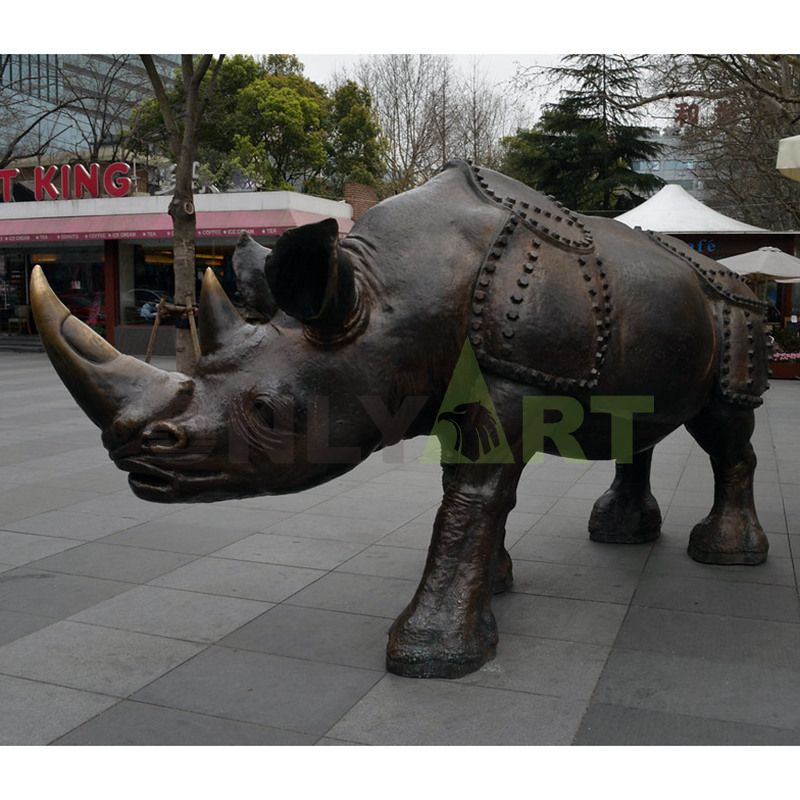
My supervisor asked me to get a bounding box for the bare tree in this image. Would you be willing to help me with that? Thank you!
[0,55,77,169]
[141,54,225,372]
[60,55,146,162]
[356,54,448,192]
[453,60,511,168]
[646,55,800,229]
[355,54,514,193]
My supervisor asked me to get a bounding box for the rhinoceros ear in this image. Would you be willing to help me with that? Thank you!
[266,218,357,330]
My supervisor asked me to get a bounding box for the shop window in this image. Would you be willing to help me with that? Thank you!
[37,248,106,335]
[124,245,237,326]
[0,247,105,335]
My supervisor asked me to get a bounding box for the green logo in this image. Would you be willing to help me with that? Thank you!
[421,340,514,464]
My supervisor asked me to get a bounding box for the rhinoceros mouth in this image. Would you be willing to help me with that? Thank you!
[116,458,227,502]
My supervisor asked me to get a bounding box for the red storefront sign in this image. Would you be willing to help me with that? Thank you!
[0,162,133,201]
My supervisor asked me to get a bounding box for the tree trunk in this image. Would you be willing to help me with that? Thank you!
[169,155,197,374]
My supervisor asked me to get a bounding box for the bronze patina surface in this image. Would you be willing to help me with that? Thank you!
[31,161,771,679]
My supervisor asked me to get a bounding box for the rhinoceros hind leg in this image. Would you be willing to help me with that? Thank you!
[387,461,522,679]
[588,448,662,544]
[492,545,514,594]
[684,401,768,565]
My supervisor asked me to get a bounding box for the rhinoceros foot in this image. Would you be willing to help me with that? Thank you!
[386,607,498,679]
[588,489,662,544]
[687,512,768,565]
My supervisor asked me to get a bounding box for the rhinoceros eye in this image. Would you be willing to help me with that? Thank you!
[253,395,275,428]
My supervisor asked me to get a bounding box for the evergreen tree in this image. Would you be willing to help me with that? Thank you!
[502,55,664,212]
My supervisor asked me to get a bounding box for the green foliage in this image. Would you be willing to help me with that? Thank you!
[502,55,664,213]
[327,81,386,193]
[128,54,385,197]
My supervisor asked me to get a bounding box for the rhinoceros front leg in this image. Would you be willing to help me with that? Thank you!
[386,460,523,679]
[588,448,662,544]
[684,400,768,565]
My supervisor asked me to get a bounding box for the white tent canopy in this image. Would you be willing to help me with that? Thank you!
[718,247,800,283]
[615,184,767,233]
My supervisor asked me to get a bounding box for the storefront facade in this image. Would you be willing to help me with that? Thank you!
[0,167,353,353]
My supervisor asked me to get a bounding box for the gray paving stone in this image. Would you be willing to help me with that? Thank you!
[458,633,609,700]
[219,604,390,671]
[60,491,186,522]
[5,510,142,541]
[225,490,336,513]
[0,673,118,745]
[574,703,800,745]
[0,620,203,696]
[100,519,264,555]
[266,511,400,544]
[54,700,316,745]
[0,529,81,566]
[0,568,132,618]
[315,736,363,745]
[27,542,196,583]
[0,483,101,525]
[286,571,415,619]
[376,521,435,549]
[525,514,590,539]
[132,645,383,735]
[303,493,433,526]
[327,674,588,745]
[336,544,427,581]
[593,648,800,731]
[214,531,366,570]
[614,606,800,668]
[0,609,55,647]
[41,464,130,495]
[633,573,800,623]
[159,504,293,533]
[71,585,272,643]
[492,592,628,646]
[510,532,653,570]
[509,559,641,604]
[547,496,597,518]
[644,545,796,586]
[149,556,324,603]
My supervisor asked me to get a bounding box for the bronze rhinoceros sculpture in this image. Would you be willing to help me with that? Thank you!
[30,161,771,679]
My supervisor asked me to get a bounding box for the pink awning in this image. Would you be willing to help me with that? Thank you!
[0,208,352,243]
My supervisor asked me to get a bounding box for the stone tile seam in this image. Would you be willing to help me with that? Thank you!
[577,701,800,740]
[47,697,324,746]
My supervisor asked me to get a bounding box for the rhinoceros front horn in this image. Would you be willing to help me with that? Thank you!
[29,265,193,436]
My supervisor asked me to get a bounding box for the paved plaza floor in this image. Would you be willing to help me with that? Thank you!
[1,351,799,746]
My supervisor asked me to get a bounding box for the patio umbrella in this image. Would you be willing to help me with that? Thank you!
[718,247,800,282]
[777,134,800,182]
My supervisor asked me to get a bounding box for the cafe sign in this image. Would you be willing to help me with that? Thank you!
[0,162,134,202]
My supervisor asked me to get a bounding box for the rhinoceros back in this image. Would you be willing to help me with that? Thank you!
[450,161,610,392]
